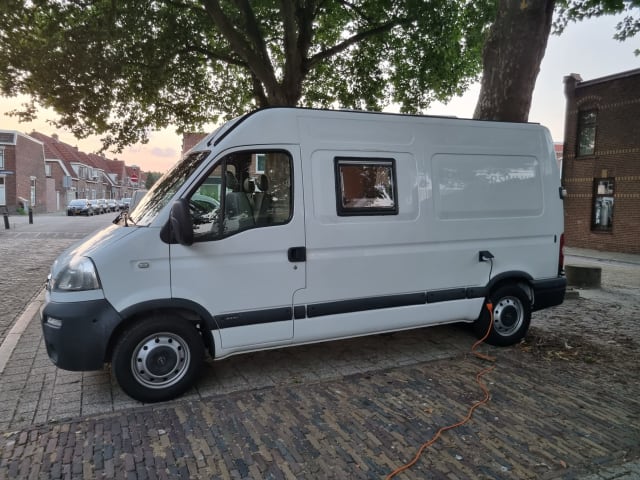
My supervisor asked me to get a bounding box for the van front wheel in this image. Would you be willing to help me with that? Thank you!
[473,285,531,347]
[112,316,204,402]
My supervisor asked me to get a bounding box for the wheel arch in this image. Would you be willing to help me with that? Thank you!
[486,271,534,303]
[105,299,217,362]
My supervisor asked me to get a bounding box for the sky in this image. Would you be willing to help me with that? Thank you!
[1,14,638,173]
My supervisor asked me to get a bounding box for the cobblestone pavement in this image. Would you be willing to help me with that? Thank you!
[0,212,114,345]
[1,215,639,479]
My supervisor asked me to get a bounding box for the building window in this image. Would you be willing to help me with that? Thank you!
[592,178,614,232]
[577,109,597,156]
[45,164,52,177]
[30,177,37,206]
[255,153,266,174]
[334,157,398,216]
[0,147,4,169]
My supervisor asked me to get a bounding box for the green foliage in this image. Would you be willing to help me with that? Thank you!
[554,0,640,54]
[0,0,494,151]
[145,171,164,189]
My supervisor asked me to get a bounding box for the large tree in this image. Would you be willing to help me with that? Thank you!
[474,0,640,122]
[0,0,493,151]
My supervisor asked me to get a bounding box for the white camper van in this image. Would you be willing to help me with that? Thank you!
[42,108,566,402]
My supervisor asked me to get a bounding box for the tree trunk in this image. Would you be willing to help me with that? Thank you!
[473,0,555,122]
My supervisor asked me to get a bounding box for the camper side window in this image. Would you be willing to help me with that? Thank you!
[334,157,398,216]
[190,150,293,241]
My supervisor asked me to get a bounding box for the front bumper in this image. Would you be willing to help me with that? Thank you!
[531,276,567,312]
[68,208,89,215]
[41,298,122,371]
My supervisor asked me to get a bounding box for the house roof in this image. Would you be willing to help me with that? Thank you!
[29,132,78,179]
[575,68,640,89]
[29,131,143,186]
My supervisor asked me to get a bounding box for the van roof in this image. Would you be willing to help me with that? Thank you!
[192,107,543,153]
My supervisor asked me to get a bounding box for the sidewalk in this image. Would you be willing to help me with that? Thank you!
[565,246,640,266]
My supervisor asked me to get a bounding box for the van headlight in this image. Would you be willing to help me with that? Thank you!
[52,257,101,292]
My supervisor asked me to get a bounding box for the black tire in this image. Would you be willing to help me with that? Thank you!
[473,285,532,347]
[112,316,204,402]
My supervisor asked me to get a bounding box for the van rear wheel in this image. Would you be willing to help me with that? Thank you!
[112,316,204,402]
[473,285,531,347]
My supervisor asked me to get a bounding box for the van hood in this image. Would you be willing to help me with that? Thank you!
[51,224,138,277]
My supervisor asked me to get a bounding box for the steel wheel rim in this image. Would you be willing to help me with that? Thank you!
[131,332,190,389]
[493,296,524,337]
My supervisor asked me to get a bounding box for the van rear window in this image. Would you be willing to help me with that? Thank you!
[334,158,398,216]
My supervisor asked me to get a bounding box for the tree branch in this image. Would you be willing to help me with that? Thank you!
[281,0,298,64]
[179,44,247,67]
[307,18,408,68]
[335,0,374,23]
[199,0,277,88]
[164,0,206,14]
[251,72,269,107]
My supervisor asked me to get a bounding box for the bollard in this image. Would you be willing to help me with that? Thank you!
[3,212,8,230]
[28,207,33,224]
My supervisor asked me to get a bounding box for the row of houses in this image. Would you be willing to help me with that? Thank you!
[0,131,146,214]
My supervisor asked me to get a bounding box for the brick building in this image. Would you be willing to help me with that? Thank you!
[1,129,146,213]
[562,68,640,254]
[0,130,47,214]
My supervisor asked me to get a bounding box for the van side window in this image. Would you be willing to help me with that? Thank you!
[334,157,398,216]
[190,151,293,241]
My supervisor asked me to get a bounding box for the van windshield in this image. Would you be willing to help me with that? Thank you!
[126,151,210,226]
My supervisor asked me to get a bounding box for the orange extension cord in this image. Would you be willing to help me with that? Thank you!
[385,303,496,480]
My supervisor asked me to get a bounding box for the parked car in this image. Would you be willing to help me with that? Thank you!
[66,199,93,216]
[122,198,132,210]
[97,199,109,213]
[190,193,219,225]
[106,199,119,212]
[89,199,104,214]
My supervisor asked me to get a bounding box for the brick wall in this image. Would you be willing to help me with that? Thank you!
[562,70,640,254]
[14,135,47,214]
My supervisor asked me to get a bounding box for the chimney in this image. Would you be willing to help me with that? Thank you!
[563,73,582,99]
[52,133,59,141]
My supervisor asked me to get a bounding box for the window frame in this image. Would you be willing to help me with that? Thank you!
[591,177,614,232]
[0,147,4,170]
[30,177,37,206]
[334,157,399,217]
[255,153,266,174]
[190,149,294,242]
[577,109,597,157]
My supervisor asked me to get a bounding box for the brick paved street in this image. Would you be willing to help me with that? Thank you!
[0,212,113,345]
[0,213,639,479]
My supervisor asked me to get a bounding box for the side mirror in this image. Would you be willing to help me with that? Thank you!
[160,199,194,246]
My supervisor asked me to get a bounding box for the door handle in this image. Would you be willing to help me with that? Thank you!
[288,246,306,262]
